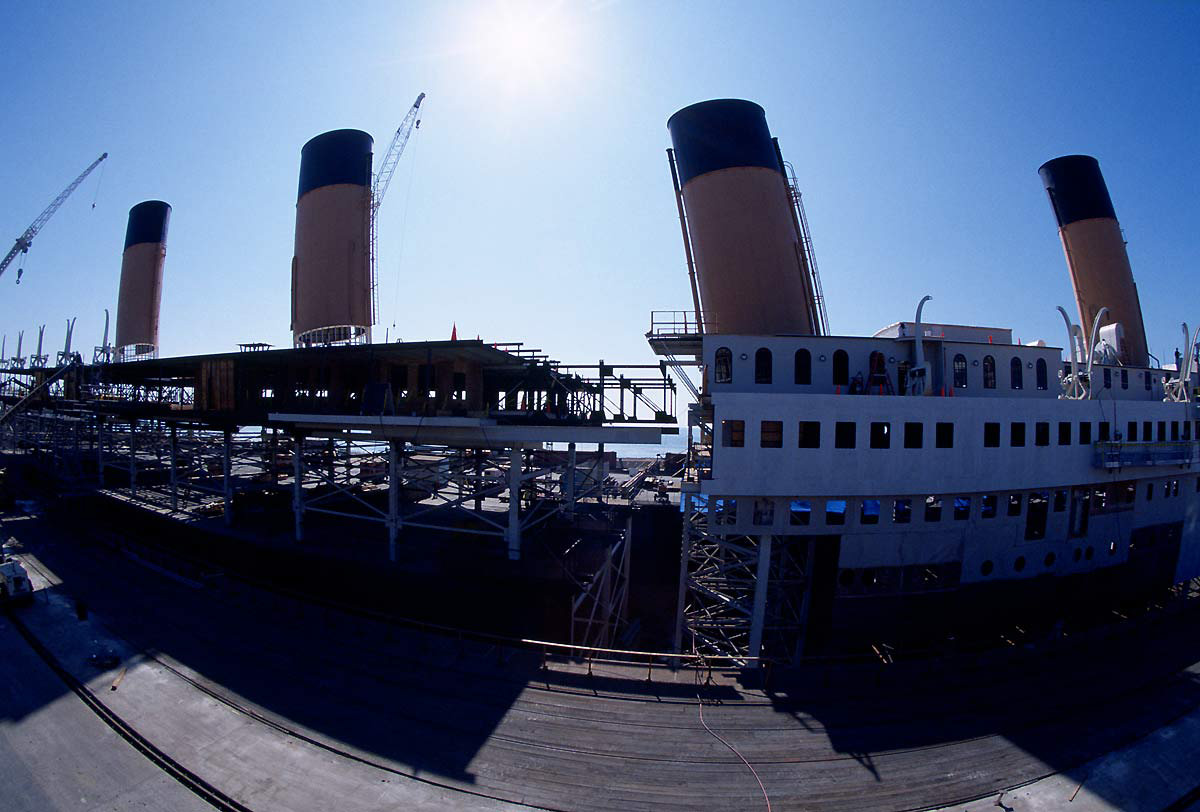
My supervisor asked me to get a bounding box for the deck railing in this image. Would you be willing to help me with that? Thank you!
[1093,441,1200,469]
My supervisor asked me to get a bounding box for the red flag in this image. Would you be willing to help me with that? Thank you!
[451,323,458,341]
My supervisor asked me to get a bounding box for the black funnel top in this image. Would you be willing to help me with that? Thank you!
[298,129,373,200]
[667,99,780,185]
[1039,155,1117,227]
[124,201,171,250]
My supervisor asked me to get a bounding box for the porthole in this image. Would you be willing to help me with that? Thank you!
[839,569,855,587]
[981,560,994,576]
[1027,361,1034,369]
[1085,546,1094,561]
[739,353,748,360]
[818,354,827,362]
[1044,552,1056,567]
[1014,556,1026,572]
[1072,548,1082,563]
[972,359,980,366]
[887,356,896,364]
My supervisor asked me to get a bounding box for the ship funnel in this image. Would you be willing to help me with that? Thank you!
[115,200,170,361]
[290,129,374,348]
[1039,155,1148,367]
[667,99,819,336]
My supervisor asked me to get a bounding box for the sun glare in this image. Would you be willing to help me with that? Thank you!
[463,1,577,95]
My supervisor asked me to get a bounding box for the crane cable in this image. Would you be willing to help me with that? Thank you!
[388,117,423,338]
[91,159,107,210]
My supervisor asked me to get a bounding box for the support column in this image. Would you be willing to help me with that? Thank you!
[473,448,484,512]
[597,442,606,505]
[564,441,576,512]
[269,428,279,486]
[96,416,105,486]
[672,499,692,656]
[169,424,179,511]
[747,534,773,661]
[387,438,401,562]
[292,433,304,541]
[128,420,137,498]
[222,427,233,526]
[506,446,522,561]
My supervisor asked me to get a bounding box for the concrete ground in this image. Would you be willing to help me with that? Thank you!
[3,509,1200,811]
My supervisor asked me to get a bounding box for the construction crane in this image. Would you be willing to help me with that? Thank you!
[368,93,424,322]
[1,152,108,284]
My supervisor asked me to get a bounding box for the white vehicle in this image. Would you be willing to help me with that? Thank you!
[0,557,33,605]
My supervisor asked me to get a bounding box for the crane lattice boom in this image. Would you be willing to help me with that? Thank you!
[1,152,108,281]
[368,93,425,324]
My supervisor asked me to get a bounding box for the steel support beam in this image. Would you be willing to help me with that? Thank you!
[506,446,522,560]
[292,433,304,541]
[748,534,773,660]
[222,427,233,526]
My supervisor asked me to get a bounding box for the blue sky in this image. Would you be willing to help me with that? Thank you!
[1,1,1197,375]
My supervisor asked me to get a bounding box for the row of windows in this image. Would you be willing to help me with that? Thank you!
[714,346,1065,392]
[717,478,1195,533]
[720,418,1199,449]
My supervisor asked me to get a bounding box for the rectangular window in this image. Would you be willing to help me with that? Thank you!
[1146,482,1154,501]
[721,420,744,447]
[1173,479,1180,497]
[1163,481,1170,499]
[1172,422,1180,442]
[1158,421,1167,442]
[924,495,942,522]
[1053,489,1068,512]
[1143,421,1152,442]
[984,422,1000,448]
[1186,421,1192,442]
[1035,422,1050,447]
[1079,422,1092,444]
[904,422,923,449]
[1069,487,1090,537]
[753,498,775,525]
[1008,493,1023,517]
[936,422,954,449]
[981,493,997,518]
[1127,421,1138,443]
[1025,491,1049,540]
[1099,422,1111,443]
[789,499,811,526]
[860,499,880,525]
[953,496,971,520]
[825,499,846,525]
[893,498,912,523]
[1058,422,1071,446]
[835,421,856,449]
[760,420,783,448]
[1011,422,1026,447]
[870,422,891,449]
[721,499,737,525]
[797,421,820,448]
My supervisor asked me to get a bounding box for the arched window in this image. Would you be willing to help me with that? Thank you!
[983,355,996,389]
[1036,358,1048,390]
[897,361,911,395]
[714,347,732,384]
[868,351,888,393]
[794,349,811,385]
[1010,357,1023,390]
[832,350,849,387]
[755,348,773,384]
[952,354,968,389]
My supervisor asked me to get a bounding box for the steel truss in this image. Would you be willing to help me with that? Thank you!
[675,492,814,664]
[5,408,640,645]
